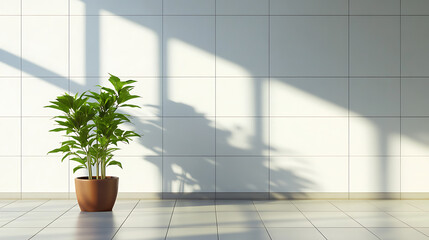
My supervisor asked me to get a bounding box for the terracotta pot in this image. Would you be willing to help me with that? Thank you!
[75,176,119,212]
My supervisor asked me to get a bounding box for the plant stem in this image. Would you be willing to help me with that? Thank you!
[96,161,99,180]
[87,153,92,180]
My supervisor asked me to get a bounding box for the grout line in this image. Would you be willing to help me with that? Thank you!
[20,0,23,200]
[252,200,273,240]
[110,199,140,240]
[161,0,164,199]
[268,0,271,200]
[399,0,403,200]
[11,14,429,17]
[9,115,429,118]
[214,200,219,240]
[67,0,71,199]
[6,75,429,79]
[214,0,217,200]
[290,201,328,240]
[27,201,75,240]
[164,199,177,240]
[347,0,351,200]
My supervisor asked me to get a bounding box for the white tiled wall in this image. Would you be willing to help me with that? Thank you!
[1,0,429,198]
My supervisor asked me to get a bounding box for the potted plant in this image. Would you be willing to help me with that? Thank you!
[46,74,141,212]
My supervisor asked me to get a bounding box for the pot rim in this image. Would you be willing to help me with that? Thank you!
[75,176,119,181]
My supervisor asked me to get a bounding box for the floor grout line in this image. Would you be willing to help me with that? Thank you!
[110,199,140,240]
[252,200,273,240]
[163,199,177,240]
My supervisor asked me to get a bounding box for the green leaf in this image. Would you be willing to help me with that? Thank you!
[107,160,123,169]
[73,165,86,173]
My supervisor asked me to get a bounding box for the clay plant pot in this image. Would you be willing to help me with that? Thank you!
[75,176,119,212]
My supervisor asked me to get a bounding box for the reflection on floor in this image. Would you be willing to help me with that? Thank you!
[1,199,429,239]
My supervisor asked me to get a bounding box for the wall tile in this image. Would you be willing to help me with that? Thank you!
[402,157,429,192]
[22,77,68,117]
[270,157,348,192]
[22,117,65,156]
[216,117,269,156]
[0,17,21,77]
[22,156,68,192]
[350,0,400,15]
[163,0,215,15]
[115,117,162,156]
[70,0,162,15]
[22,16,68,77]
[270,0,348,15]
[216,0,268,15]
[70,16,162,77]
[0,78,20,116]
[402,0,429,15]
[0,157,20,193]
[164,157,215,192]
[108,157,162,192]
[402,16,429,76]
[402,78,429,116]
[402,118,429,156]
[350,157,400,192]
[216,78,268,117]
[164,117,215,155]
[163,78,215,117]
[270,117,348,156]
[270,16,348,77]
[0,0,20,15]
[350,117,400,156]
[350,16,400,77]
[0,118,20,156]
[350,78,400,117]
[216,16,268,77]
[216,157,268,192]
[163,16,215,77]
[271,78,348,117]
[23,0,68,15]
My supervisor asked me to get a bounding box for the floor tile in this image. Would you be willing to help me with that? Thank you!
[370,200,422,212]
[292,200,341,212]
[170,212,216,228]
[218,227,271,240]
[113,228,167,240]
[406,201,429,211]
[369,227,429,240]
[318,228,379,240]
[32,227,118,240]
[0,212,26,227]
[133,200,175,212]
[0,200,15,208]
[217,211,264,228]
[253,201,299,212]
[166,227,217,240]
[4,211,63,227]
[122,211,172,228]
[175,200,215,212]
[303,212,361,227]
[48,211,129,228]
[268,227,325,240]
[32,200,77,212]
[216,200,257,212]
[0,227,41,240]
[330,200,382,212]
[388,212,429,227]
[347,212,409,228]
[416,228,429,238]
[259,212,313,227]
[0,200,46,212]
[70,200,138,212]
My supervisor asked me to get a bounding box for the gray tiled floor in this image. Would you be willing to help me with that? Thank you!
[1,199,429,239]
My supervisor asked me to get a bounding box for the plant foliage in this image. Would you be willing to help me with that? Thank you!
[46,74,141,179]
